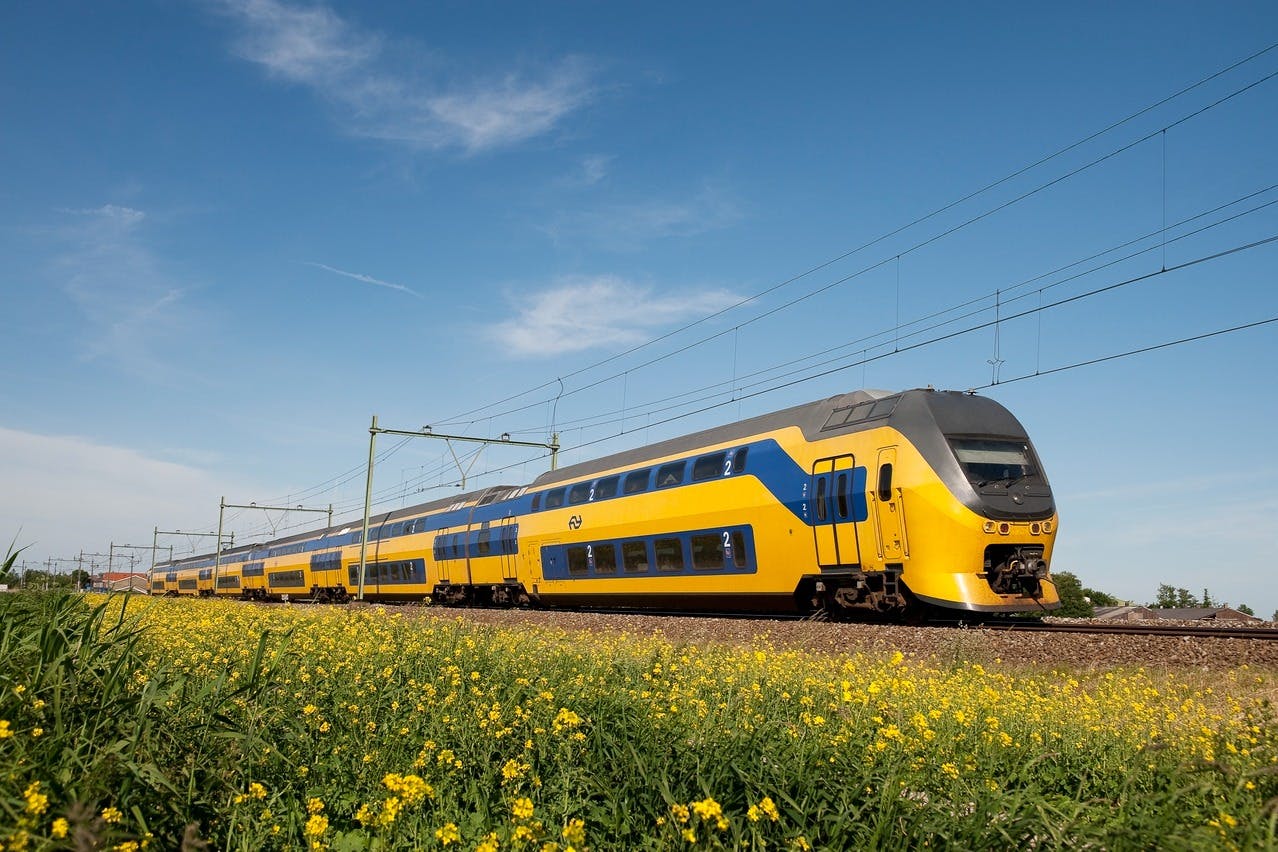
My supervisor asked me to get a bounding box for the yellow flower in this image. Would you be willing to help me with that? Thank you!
[436,822,461,846]
[305,814,329,837]
[692,797,727,830]
[307,797,325,815]
[682,827,696,843]
[113,843,140,852]
[52,818,69,839]
[512,797,535,821]
[249,782,267,799]
[31,727,43,737]
[0,719,12,738]
[477,832,500,852]
[562,818,586,846]
[101,806,123,824]
[24,781,49,816]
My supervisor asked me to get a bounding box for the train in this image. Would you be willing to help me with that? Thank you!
[150,387,1061,618]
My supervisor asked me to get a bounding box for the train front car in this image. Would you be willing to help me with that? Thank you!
[830,388,1060,616]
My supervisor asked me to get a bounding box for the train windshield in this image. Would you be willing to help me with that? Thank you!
[949,438,1038,486]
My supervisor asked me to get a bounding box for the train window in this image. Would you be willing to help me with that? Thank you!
[822,406,855,430]
[655,462,685,488]
[568,482,591,505]
[624,469,650,494]
[732,447,748,473]
[594,543,618,574]
[690,534,725,570]
[836,473,851,520]
[477,529,491,556]
[622,541,649,573]
[545,488,565,509]
[816,477,828,521]
[594,476,619,500]
[655,538,684,572]
[566,546,589,576]
[692,453,726,482]
[868,397,899,420]
[731,531,748,568]
[532,493,541,511]
[878,464,894,501]
[949,438,1036,485]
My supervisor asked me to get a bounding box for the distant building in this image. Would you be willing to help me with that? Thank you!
[1093,605,1262,623]
[93,572,150,594]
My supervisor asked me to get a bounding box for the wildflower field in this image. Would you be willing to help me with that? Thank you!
[2,593,1276,850]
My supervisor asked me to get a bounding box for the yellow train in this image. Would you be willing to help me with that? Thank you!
[151,388,1060,618]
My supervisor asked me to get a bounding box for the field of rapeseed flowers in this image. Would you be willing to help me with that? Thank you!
[1,593,1276,850]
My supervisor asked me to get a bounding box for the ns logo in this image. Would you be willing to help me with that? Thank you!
[567,515,583,530]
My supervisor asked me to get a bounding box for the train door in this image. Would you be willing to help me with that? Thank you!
[874,447,908,562]
[811,455,861,568]
[526,544,541,590]
[500,517,519,582]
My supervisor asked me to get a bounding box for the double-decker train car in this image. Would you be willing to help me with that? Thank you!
[152,388,1061,618]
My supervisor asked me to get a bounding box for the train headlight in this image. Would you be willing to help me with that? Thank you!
[998,523,1010,535]
[1042,520,1053,534]
[983,521,996,534]
[1030,522,1041,535]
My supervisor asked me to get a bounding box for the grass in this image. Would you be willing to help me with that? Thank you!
[2,593,1276,850]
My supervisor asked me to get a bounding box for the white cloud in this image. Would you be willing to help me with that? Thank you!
[218,0,594,153]
[490,275,741,357]
[52,205,196,378]
[306,261,421,298]
[0,427,262,572]
[541,185,742,250]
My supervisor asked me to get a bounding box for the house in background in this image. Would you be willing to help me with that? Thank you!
[1093,605,1262,623]
[92,572,150,594]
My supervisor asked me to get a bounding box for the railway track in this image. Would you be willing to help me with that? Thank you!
[976,620,1278,641]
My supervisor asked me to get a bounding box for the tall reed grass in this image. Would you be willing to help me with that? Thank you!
[2,594,1275,850]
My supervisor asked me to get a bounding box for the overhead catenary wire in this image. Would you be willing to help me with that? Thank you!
[430,65,1278,433]
[429,45,1278,430]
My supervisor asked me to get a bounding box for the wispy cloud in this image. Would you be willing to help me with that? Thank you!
[490,275,741,357]
[0,426,266,567]
[51,205,196,378]
[217,0,595,153]
[540,184,743,251]
[306,261,421,298]
[555,154,613,189]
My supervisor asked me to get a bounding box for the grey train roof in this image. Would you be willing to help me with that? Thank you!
[531,389,897,488]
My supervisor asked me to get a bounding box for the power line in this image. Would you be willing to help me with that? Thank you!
[430,42,1278,429]
[431,65,1278,433]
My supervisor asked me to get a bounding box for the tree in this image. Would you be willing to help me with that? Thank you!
[1052,571,1094,618]
[1152,584,1178,608]
[70,568,91,590]
[1237,603,1255,616]
[1083,587,1120,607]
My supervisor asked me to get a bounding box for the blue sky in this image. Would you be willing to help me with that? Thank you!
[2,2,1276,615]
